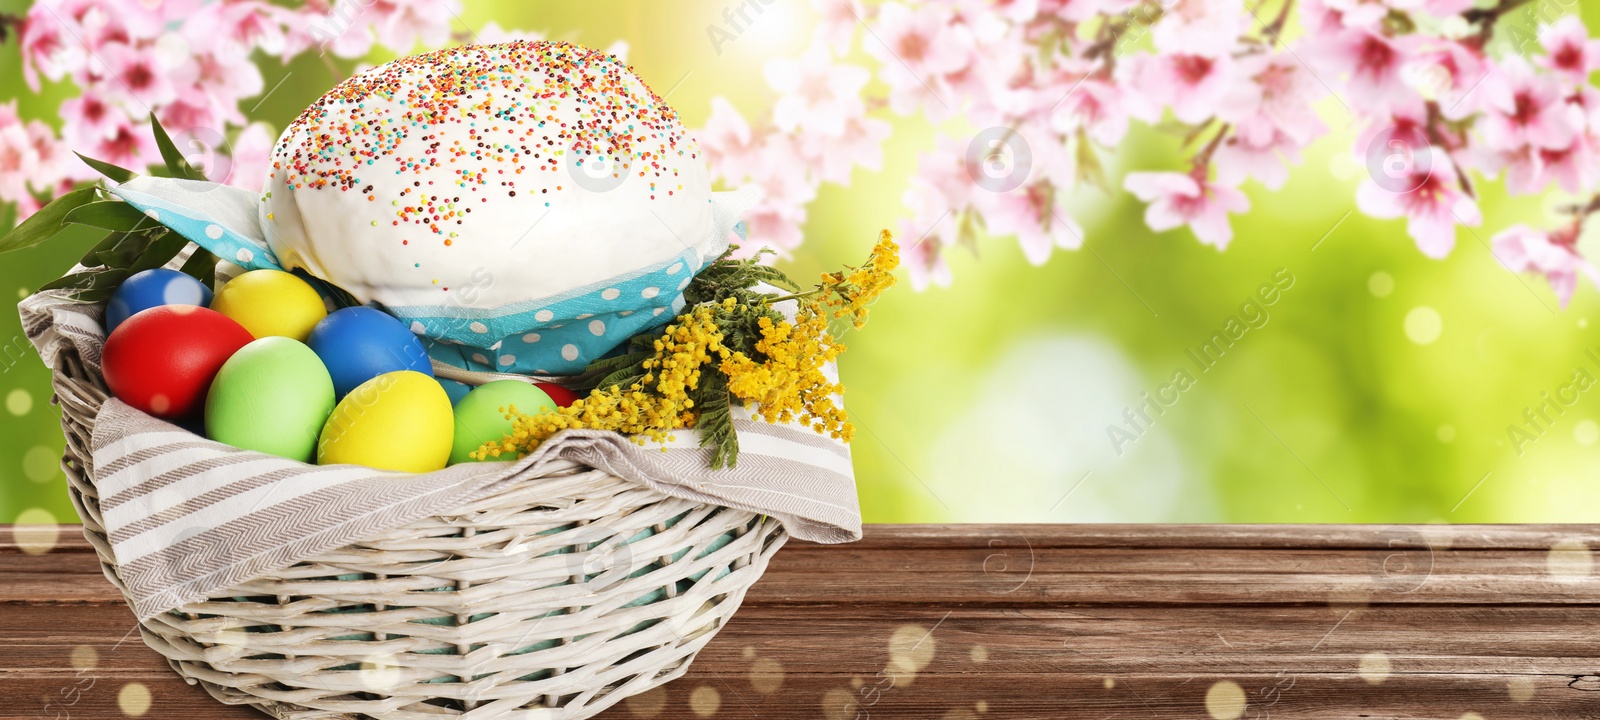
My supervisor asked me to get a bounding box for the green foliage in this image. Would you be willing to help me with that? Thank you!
[148,112,207,182]
[0,187,97,254]
[692,370,738,469]
[73,153,135,183]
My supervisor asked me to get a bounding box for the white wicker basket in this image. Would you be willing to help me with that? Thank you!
[49,338,789,719]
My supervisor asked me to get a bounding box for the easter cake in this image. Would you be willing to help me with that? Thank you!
[112,40,753,376]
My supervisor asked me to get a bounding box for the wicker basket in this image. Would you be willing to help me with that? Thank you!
[49,339,789,719]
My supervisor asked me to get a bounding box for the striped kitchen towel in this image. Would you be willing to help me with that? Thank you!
[21,283,862,620]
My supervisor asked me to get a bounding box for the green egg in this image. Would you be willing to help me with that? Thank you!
[205,337,336,462]
[450,380,557,464]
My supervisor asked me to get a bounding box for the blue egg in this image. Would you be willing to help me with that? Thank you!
[307,307,433,398]
[105,269,213,333]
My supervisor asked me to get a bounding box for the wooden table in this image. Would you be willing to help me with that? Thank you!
[5,524,1599,719]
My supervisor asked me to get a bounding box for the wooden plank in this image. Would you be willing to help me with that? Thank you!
[2,524,1597,719]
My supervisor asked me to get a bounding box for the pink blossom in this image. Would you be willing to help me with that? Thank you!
[27,118,69,191]
[97,41,177,111]
[810,0,865,52]
[86,116,159,171]
[226,122,275,192]
[1040,0,1108,22]
[1537,133,1600,194]
[1309,28,1420,116]
[1049,73,1132,146]
[1214,124,1304,190]
[1538,16,1600,87]
[184,0,290,58]
[1416,0,1474,16]
[1152,0,1244,58]
[1355,148,1479,258]
[1298,0,1347,34]
[0,103,42,203]
[1319,0,1390,29]
[20,2,87,91]
[157,91,225,136]
[1124,52,1234,124]
[1124,172,1250,249]
[979,182,1084,264]
[908,140,981,220]
[1493,224,1599,307]
[900,221,953,291]
[367,0,457,54]
[866,3,972,118]
[765,46,870,137]
[59,93,122,145]
[799,114,891,186]
[748,133,820,211]
[1479,56,1581,152]
[1220,52,1327,145]
[1400,38,1486,120]
[738,195,808,258]
[697,97,762,184]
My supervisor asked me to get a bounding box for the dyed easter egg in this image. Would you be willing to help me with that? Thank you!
[105,269,213,333]
[534,381,581,408]
[317,371,453,472]
[211,269,328,341]
[449,380,556,465]
[102,305,254,419]
[206,337,336,462]
[307,307,434,398]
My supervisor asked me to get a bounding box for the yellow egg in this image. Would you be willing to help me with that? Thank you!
[211,269,328,341]
[317,371,453,472]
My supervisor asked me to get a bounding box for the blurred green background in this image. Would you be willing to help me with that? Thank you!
[3,0,1599,526]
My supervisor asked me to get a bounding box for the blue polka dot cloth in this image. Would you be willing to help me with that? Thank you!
[109,177,759,375]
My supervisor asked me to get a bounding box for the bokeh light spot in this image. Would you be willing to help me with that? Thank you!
[1507,676,1535,702]
[1576,420,1598,446]
[1436,424,1455,443]
[70,645,98,670]
[118,682,152,716]
[12,507,58,555]
[1205,680,1246,720]
[888,624,937,678]
[6,388,32,416]
[1358,652,1391,684]
[689,686,721,716]
[750,657,784,694]
[24,445,59,483]
[1546,539,1593,580]
[1405,306,1442,345]
[1368,271,1394,297]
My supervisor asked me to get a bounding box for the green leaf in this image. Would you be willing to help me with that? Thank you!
[65,201,153,232]
[0,187,98,254]
[179,247,218,290]
[127,231,190,274]
[91,232,157,269]
[74,153,137,183]
[149,113,205,181]
[693,370,739,469]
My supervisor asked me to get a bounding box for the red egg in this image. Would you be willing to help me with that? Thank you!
[534,381,581,408]
[102,305,255,419]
